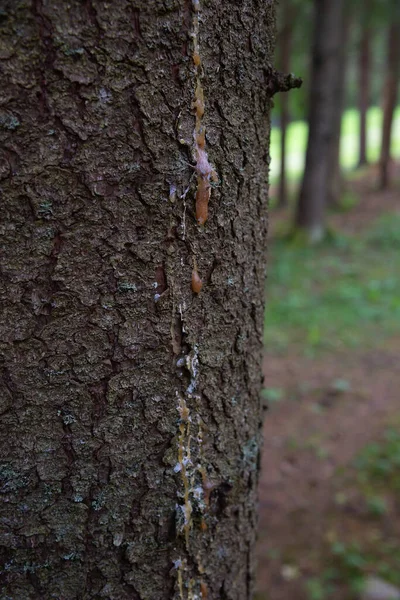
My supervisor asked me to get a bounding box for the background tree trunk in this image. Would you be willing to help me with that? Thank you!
[0,1,274,599]
[379,20,400,190]
[295,0,344,241]
[327,9,350,208]
[358,1,372,168]
[277,0,293,209]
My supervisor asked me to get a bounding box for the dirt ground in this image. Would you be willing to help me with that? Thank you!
[256,168,400,599]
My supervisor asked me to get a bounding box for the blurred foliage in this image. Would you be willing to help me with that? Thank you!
[306,538,400,599]
[274,0,313,122]
[264,1,400,597]
[354,429,400,492]
[261,387,284,404]
[367,212,400,249]
[274,0,400,123]
[304,428,400,598]
[269,106,400,183]
[264,212,400,354]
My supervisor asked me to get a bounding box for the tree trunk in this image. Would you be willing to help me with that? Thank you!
[0,1,274,599]
[327,9,350,208]
[277,0,293,209]
[358,2,371,168]
[379,20,400,190]
[295,0,344,241]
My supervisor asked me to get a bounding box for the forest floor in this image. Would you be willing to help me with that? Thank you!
[256,165,400,600]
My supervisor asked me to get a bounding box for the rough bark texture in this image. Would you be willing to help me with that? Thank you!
[379,20,400,190]
[358,2,371,168]
[295,0,344,240]
[0,1,275,599]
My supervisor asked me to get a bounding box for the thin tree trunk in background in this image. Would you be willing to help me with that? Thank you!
[358,1,371,167]
[295,0,344,241]
[0,1,275,598]
[278,0,293,209]
[379,21,400,190]
[328,10,350,208]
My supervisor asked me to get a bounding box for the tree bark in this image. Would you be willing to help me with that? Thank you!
[295,0,344,241]
[358,2,371,168]
[0,1,275,599]
[379,20,400,190]
[277,0,293,209]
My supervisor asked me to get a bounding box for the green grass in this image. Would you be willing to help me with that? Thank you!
[306,540,400,600]
[354,429,400,494]
[270,106,400,182]
[304,431,400,599]
[264,212,400,354]
[263,210,400,598]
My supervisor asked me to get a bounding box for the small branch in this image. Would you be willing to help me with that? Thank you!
[266,67,302,96]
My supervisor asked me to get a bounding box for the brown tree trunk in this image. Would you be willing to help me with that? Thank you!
[278,0,293,209]
[0,1,275,599]
[358,2,371,168]
[327,9,350,207]
[295,0,344,241]
[379,20,400,190]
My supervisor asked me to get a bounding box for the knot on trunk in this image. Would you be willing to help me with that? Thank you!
[266,67,303,96]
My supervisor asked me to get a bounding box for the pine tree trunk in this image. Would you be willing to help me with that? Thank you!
[379,21,400,190]
[358,4,371,168]
[277,0,293,209]
[0,1,275,598]
[327,9,350,207]
[295,0,344,241]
